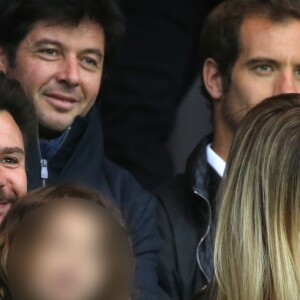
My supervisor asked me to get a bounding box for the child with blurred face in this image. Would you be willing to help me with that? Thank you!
[0,185,134,300]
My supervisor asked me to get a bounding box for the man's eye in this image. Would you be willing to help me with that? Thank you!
[39,48,59,56]
[254,65,273,73]
[1,157,19,165]
[82,57,99,68]
[295,69,300,77]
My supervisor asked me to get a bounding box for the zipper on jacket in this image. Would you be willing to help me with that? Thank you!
[41,159,48,187]
[194,189,212,285]
[38,126,71,188]
[35,126,47,187]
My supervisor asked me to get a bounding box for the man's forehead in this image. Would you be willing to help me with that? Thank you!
[241,15,300,36]
[0,111,24,149]
[238,16,300,59]
[24,19,105,46]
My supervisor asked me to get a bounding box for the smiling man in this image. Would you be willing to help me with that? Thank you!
[0,1,157,299]
[10,20,105,138]
[0,73,35,223]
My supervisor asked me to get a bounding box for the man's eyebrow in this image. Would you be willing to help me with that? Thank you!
[245,58,280,67]
[33,38,64,48]
[0,147,25,156]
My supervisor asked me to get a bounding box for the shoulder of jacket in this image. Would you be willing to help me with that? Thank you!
[102,157,155,203]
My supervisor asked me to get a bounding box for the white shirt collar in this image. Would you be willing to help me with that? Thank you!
[206,144,226,177]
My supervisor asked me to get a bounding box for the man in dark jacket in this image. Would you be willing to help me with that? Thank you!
[158,1,300,299]
[0,1,158,299]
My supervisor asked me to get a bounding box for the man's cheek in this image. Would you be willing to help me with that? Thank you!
[14,169,27,197]
[15,60,49,91]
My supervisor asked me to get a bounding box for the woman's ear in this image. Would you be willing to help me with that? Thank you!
[0,47,8,73]
[202,58,224,102]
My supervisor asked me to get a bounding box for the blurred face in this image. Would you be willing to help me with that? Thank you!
[205,17,300,132]
[0,111,26,223]
[7,200,117,300]
[2,19,105,135]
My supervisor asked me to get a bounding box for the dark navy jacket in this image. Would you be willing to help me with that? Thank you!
[158,135,221,300]
[26,106,158,300]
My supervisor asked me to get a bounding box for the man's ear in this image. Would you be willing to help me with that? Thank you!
[0,47,8,73]
[202,58,224,102]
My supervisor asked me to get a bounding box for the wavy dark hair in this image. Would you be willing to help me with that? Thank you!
[0,0,124,69]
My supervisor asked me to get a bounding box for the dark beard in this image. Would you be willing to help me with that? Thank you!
[0,189,17,205]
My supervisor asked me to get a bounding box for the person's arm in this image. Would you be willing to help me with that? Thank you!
[118,174,159,300]
[102,158,159,300]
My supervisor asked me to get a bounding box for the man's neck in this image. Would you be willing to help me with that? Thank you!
[211,127,233,162]
[39,124,64,141]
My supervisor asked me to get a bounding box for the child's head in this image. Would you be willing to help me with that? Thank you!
[0,185,134,300]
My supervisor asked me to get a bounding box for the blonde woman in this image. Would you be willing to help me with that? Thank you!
[196,93,300,300]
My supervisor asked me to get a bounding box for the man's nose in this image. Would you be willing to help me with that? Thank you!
[56,57,80,87]
[274,72,298,95]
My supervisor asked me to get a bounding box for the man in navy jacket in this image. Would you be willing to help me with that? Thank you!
[0,1,158,299]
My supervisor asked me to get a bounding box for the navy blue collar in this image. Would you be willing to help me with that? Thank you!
[39,127,71,159]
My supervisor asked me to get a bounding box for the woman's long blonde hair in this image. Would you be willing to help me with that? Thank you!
[214,94,300,300]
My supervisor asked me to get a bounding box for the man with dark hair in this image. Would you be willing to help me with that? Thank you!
[0,1,157,299]
[158,1,300,299]
[0,73,35,223]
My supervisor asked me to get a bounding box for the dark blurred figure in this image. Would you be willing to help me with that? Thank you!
[0,185,134,300]
[100,0,223,190]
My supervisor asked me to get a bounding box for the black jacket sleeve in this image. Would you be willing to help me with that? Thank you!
[158,195,182,300]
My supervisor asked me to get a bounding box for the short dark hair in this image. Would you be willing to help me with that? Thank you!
[200,0,300,102]
[0,72,36,144]
[0,0,124,69]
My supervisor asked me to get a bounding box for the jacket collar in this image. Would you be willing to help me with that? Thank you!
[49,106,104,164]
[186,134,214,200]
[186,134,222,285]
[27,106,105,190]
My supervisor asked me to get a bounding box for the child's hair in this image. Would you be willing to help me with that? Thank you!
[0,184,135,300]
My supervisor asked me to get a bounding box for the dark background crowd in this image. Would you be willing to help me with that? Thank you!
[100,0,222,191]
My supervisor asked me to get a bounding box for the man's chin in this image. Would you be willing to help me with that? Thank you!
[38,114,76,138]
[0,203,12,223]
